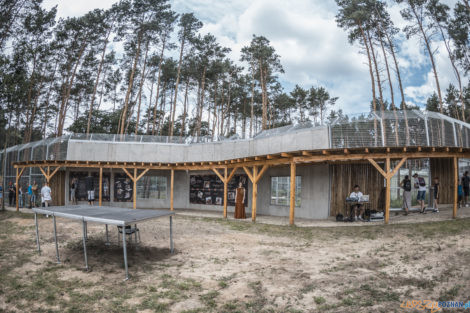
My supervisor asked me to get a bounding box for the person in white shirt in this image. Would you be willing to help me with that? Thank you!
[413,173,427,214]
[349,185,365,221]
[41,182,52,207]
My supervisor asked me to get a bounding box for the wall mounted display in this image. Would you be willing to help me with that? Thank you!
[189,174,248,206]
[114,173,133,202]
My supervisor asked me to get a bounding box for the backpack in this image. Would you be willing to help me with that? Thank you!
[404,180,411,192]
[418,177,426,187]
[336,213,343,222]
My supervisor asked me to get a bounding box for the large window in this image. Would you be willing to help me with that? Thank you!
[271,176,301,206]
[137,176,167,200]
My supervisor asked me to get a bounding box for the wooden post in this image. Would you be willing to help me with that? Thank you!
[453,156,458,219]
[289,162,296,225]
[15,167,19,211]
[133,168,137,209]
[385,157,391,224]
[99,167,103,206]
[251,166,258,222]
[170,169,174,211]
[223,167,228,218]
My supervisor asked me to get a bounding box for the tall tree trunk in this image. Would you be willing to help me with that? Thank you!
[120,31,142,135]
[258,59,268,130]
[157,83,166,136]
[358,23,378,146]
[437,23,465,122]
[151,37,167,135]
[87,26,112,135]
[250,73,255,138]
[170,36,186,137]
[146,77,155,134]
[57,42,87,136]
[411,6,443,113]
[180,78,190,138]
[379,35,399,146]
[384,31,410,145]
[134,40,150,135]
[196,66,206,138]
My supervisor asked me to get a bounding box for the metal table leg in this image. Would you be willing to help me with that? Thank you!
[105,224,110,246]
[82,220,89,271]
[84,221,88,241]
[170,216,174,254]
[34,213,41,255]
[122,225,129,281]
[53,215,61,264]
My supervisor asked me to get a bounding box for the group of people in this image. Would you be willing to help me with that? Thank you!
[400,173,439,215]
[1,181,52,208]
[348,172,443,221]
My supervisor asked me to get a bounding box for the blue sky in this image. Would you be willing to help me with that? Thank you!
[43,0,467,115]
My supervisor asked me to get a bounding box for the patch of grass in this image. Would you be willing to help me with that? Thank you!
[314,296,326,305]
[438,285,461,301]
[199,290,220,308]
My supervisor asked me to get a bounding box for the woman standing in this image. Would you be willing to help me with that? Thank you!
[400,175,412,215]
[234,182,246,219]
[433,177,439,213]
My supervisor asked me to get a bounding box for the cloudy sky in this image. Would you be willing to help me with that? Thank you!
[42,0,466,114]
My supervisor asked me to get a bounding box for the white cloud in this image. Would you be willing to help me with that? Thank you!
[42,0,466,116]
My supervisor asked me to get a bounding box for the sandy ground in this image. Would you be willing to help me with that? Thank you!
[1,207,469,313]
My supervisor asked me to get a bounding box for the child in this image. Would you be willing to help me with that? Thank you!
[458,183,464,209]
[432,177,439,213]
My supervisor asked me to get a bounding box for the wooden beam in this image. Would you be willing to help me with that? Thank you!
[289,162,296,225]
[367,158,387,178]
[170,169,174,211]
[122,168,134,182]
[389,157,407,178]
[322,150,329,155]
[255,164,269,184]
[281,152,292,158]
[48,167,61,181]
[223,167,228,219]
[99,167,103,206]
[243,166,254,183]
[364,148,369,153]
[226,166,239,183]
[302,151,312,156]
[15,167,19,211]
[133,168,137,209]
[212,168,225,182]
[136,168,150,182]
[38,166,47,181]
[453,157,458,219]
[385,157,391,224]
[255,156,265,161]
[266,155,277,160]
[344,148,349,154]
[251,166,258,222]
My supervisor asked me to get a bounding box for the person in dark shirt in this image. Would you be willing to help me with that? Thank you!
[432,177,439,213]
[462,171,470,207]
[85,175,95,205]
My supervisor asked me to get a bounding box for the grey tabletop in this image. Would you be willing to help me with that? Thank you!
[33,205,174,226]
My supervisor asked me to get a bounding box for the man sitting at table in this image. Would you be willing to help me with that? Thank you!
[350,185,365,221]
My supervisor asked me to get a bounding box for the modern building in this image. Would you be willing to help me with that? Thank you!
[2,110,470,224]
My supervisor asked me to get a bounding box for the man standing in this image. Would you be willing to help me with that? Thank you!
[413,173,427,214]
[31,181,38,208]
[85,175,95,205]
[462,171,470,207]
[41,182,52,207]
[27,183,33,208]
[8,182,15,207]
[70,177,77,205]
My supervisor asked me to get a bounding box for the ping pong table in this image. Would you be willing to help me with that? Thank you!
[33,205,174,280]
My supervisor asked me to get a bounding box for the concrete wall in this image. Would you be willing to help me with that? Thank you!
[66,126,329,163]
[64,164,330,219]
